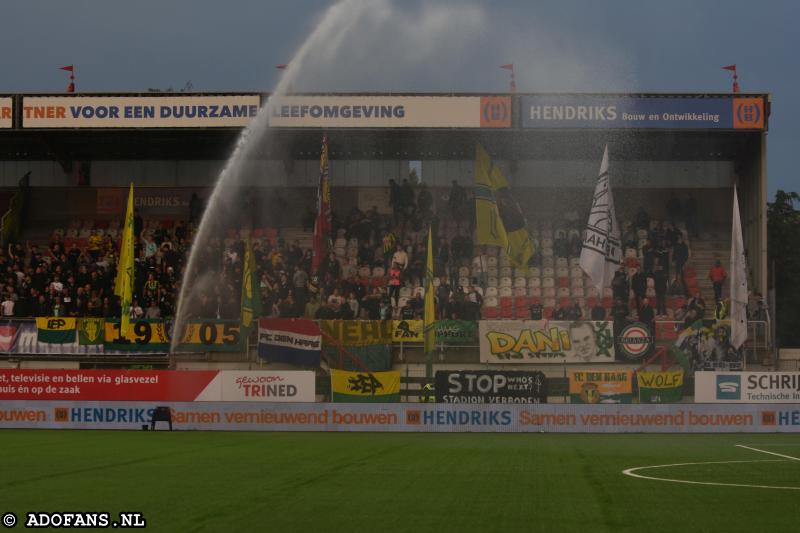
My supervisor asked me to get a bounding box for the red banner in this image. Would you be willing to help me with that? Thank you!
[0,369,216,401]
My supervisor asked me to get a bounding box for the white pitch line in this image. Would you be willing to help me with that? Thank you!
[622,459,800,491]
[736,444,800,462]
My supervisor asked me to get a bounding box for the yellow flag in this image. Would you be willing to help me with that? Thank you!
[114,184,134,336]
[475,143,508,247]
[240,237,261,332]
[424,226,435,356]
[474,143,534,270]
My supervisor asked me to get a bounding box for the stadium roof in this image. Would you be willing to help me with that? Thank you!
[0,92,768,162]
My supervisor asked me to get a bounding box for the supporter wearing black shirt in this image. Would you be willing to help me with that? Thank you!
[638,298,655,330]
[673,235,689,277]
[590,304,606,321]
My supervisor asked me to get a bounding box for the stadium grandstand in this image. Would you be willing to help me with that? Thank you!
[0,92,772,388]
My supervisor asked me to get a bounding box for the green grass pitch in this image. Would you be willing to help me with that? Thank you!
[2,431,799,532]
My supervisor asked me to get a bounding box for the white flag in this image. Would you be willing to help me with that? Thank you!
[730,185,748,349]
[580,145,622,292]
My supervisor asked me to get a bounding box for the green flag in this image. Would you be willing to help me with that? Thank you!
[77,318,104,345]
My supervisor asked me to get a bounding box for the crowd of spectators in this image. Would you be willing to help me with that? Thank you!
[0,184,760,334]
[0,213,187,319]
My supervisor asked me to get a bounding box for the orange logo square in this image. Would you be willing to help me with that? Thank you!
[54,407,69,422]
[761,411,776,426]
[406,410,421,425]
[733,97,764,129]
[480,96,511,128]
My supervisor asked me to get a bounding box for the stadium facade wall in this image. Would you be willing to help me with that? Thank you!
[24,183,732,230]
[0,401,795,432]
[1,158,734,189]
[0,360,80,369]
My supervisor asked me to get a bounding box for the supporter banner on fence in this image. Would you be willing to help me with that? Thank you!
[103,319,170,352]
[257,318,321,366]
[392,320,422,342]
[36,317,76,344]
[176,320,243,352]
[77,318,104,345]
[268,95,511,128]
[673,319,743,370]
[0,324,17,351]
[435,370,547,404]
[569,370,634,404]
[520,95,765,130]
[0,97,11,128]
[616,322,655,361]
[435,320,477,345]
[96,187,201,216]
[2,401,799,433]
[331,369,400,403]
[392,320,477,345]
[655,321,680,342]
[319,320,393,347]
[0,369,315,402]
[5,322,165,356]
[22,95,261,128]
[479,320,615,363]
[637,369,684,404]
[695,371,800,403]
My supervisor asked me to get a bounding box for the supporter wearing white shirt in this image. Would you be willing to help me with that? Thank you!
[471,248,489,287]
[1,296,14,317]
[391,244,409,271]
[50,276,64,294]
[327,288,345,308]
[130,300,144,319]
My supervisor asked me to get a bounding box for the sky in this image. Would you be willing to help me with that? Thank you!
[1,0,797,198]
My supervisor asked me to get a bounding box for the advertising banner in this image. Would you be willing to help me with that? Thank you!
[257,318,321,366]
[435,370,547,404]
[695,371,800,403]
[569,370,634,404]
[637,369,684,404]
[96,187,201,216]
[175,320,243,352]
[215,371,316,402]
[2,402,798,433]
[22,95,260,128]
[0,97,11,128]
[521,95,765,130]
[103,320,170,351]
[0,369,315,402]
[331,369,400,403]
[268,95,510,128]
[479,320,615,363]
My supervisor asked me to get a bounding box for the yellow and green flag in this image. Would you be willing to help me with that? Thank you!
[474,143,534,269]
[114,184,134,336]
[240,237,261,335]
[36,317,76,344]
[77,318,104,345]
[331,369,400,402]
[424,225,436,375]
